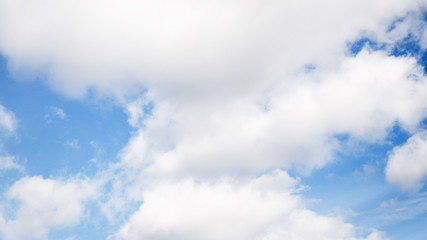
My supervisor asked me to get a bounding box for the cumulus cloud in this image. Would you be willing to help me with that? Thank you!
[1,0,427,239]
[0,104,16,134]
[0,0,423,100]
[386,131,427,191]
[117,170,386,240]
[1,1,427,177]
[118,51,427,177]
[0,176,98,240]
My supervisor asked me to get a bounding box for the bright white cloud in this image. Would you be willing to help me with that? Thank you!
[117,170,386,240]
[1,0,426,177]
[0,104,16,134]
[119,51,427,177]
[0,0,423,100]
[0,176,98,240]
[1,0,427,239]
[386,131,427,191]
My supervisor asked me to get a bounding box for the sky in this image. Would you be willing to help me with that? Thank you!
[0,0,427,239]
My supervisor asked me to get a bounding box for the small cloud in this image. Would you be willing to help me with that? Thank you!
[352,163,377,177]
[0,105,17,134]
[362,163,376,175]
[90,140,103,156]
[52,106,66,119]
[0,155,20,170]
[65,139,80,149]
[45,106,66,123]
[380,198,398,208]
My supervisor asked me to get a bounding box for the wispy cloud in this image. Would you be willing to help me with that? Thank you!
[0,155,20,170]
[45,106,66,122]
[65,139,79,149]
[0,104,17,134]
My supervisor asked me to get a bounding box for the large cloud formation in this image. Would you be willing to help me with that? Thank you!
[0,0,427,239]
[117,171,388,240]
[119,51,427,178]
[0,0,422,99]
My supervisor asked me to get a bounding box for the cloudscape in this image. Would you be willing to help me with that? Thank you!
[1,0,427,239]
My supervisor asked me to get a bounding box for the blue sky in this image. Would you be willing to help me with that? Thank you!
[1,1,427,240]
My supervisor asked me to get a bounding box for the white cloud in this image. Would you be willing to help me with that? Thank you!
[0,176,98,240]
[117,170,386,240]
[0,105,20,170]
[386,131,427,191]
[0,0,423,100]
[0,104,16,134]
[1,0,426,178]
[45,106,66,122]
[0,1,426,239]
[0,155,19,170]
[119,51,427,177]
[373,10,427,47]
[65,138,80,149]
[50,106,66,119]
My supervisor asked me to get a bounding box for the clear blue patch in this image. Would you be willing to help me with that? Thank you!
[0,55,132,178]
[390,34,421,57]
[348,38,385,55]
[301,124,416,238]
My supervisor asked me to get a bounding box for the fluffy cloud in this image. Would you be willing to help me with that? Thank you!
[0,0,423,100]
[1,1,427,239]
[1,0,427,177]
[0,176,98,240]
[386,131,427,191]
[117,170,386,240]
[119,51,427,177]
[0,104,16,134]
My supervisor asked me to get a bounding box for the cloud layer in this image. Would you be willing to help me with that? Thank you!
[0,0,426,239]
[0,0,422,99]
[120,51,427,177]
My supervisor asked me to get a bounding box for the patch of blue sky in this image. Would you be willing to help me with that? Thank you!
[348,38,386,55]
[390,34,423,57]
[355,191,427,240]
[300,122,424,239]
[348,11,427,74]
[0,55,132,179]
[0,54,138,239]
